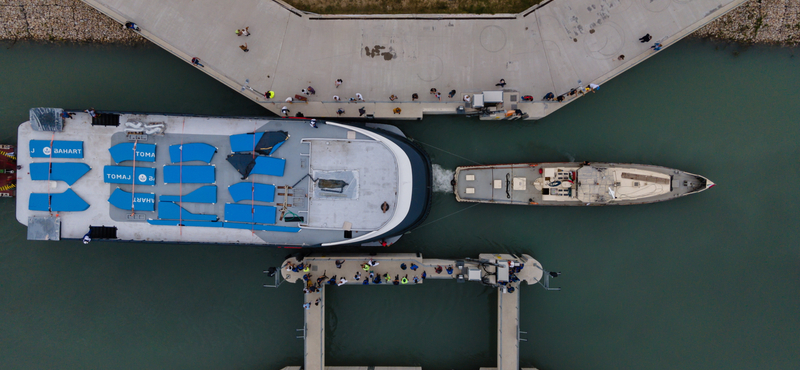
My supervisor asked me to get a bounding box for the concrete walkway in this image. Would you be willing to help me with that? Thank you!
[81,0,746,120]
[280,253,546,370]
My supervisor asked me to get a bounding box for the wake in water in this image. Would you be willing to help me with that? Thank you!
[432,164,455,193]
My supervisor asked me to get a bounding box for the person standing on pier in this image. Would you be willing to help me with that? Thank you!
[413,276,420,284]
[338,277,348,286]
[191,57,204,67]
[335,79,343,88]
[495,79,506,87]
[354,272,361,281]
[335,260,345,268]
[446,266,454,275]
[410,263,418,271]
[240,43,249,52]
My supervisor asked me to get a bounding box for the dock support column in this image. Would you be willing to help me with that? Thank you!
[497,288,520,370]
[304,286,325,370]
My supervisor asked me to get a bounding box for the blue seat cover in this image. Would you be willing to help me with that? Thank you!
[169,143,216,163]
[29,189,89,212]
[160,185,217,203]
[222,222,300,233]
[251,157,286,177]
[230,132,264,153]
[103,166,156,185]
[224,203,276,224]
[228,183,276,203]
[147,220,224,228]
[157,201,218,221]
[163,165,215,184]
[108,143,156,163]
[29,140,83,158]
[108,188,155,211]
[30,162,91,186]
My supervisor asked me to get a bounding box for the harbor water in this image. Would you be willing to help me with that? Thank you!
[0,40,798,370]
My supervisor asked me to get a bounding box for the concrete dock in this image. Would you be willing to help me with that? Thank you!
[279,253,550,370]
[80,0,746,120]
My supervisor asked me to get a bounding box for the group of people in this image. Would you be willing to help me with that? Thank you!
[236,27,251,52]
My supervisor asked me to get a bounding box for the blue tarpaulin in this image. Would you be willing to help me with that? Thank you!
[222,222,300,232]
[224,203,276,224]
[230,132,264,152]
[29,140,83,158]
[169,143,216,163]
[163,165,215,184]
[108,188,155,211]
[103,166,156,185]
[160,185,217,203]
[29,189,89,212]
[148,220,224,228]
[157,201,218,221]
[251,157,286,177]
[108,143,157,163]
[228,182,276,203]
[30,162,91,186]
[229,131,288,155]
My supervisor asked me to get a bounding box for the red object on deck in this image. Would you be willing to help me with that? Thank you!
[0,144,16,197]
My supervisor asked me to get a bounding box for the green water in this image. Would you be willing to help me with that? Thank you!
[0,40,798,370]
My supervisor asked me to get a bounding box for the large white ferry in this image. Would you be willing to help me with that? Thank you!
[16,108,431,247]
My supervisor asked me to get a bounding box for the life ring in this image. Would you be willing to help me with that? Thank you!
[548,180,561,187]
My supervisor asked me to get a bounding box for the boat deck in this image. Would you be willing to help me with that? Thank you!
[455,163,713,206]
[16,111,403,246]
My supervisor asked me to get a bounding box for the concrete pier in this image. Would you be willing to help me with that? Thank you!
[80,0,746,120]
[280,253,548,370]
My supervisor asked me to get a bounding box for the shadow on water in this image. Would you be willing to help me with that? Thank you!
[0,40,799,370]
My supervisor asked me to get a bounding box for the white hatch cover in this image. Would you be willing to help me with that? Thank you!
[465,174,475,181]
[483,90,504,103]
[473,94,485,108]
[513,177,527,190]
[466,187,475,194]
[493,179,502,189]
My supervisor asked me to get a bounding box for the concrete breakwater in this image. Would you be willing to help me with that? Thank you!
[0,0,798,46]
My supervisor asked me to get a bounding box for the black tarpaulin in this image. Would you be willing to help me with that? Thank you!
[226,153,257,179]
[254,131,288,155]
